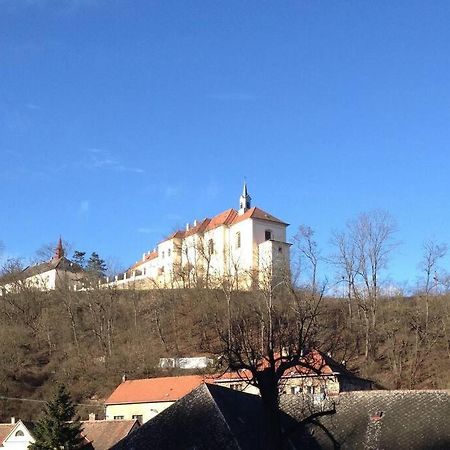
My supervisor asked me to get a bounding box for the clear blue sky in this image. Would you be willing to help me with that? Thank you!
[2,0,450,286]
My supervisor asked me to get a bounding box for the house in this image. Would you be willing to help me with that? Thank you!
[0,418,35,449]
[104,375,206,423]
[105,351,375,423]
[0,238,84,295]
[112,386,450,450]
[0,416,138,450]
[111,383,278,450]
[212,350,376,403]
[80,416,139,450]
[106,183,291,290]
[282,389,450,449]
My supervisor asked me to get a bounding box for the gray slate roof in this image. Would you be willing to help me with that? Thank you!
[112,386,450,450]
[284,390,450,450]
[111,383,277,450]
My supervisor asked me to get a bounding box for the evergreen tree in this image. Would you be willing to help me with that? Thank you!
[86,252,107,277]
[72,251,86,269]
[29,385,83,450]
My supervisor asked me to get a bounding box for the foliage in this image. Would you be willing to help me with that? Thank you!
[72,251,86,269]
[29,385,83,450]
[86,252,107,277]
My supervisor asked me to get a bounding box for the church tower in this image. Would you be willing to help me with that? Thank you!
[53,237,64,260]
[238,181,251,215]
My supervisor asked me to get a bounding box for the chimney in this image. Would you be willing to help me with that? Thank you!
[186,223,190,231]
[142,253,146,261]
[122,374,127,383]
[88,413,97,422]
[10,417,15,424]
[193,219,198,227]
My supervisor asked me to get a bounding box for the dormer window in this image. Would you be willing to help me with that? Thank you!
[265,230,273,241]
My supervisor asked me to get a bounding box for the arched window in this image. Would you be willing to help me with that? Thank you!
[15,430,24,437]
[235,232,241,249]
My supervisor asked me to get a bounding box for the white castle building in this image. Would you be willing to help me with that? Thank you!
[107,184,291,290]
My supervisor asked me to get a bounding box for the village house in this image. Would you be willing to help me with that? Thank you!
[0,238,84,295]
[0,418,35,450]
[212,350,376,403]
[105,351,375,423]
[0,416,138,450]
[105,183,291,290]
[111,385,450,450]
[104,375,206,423]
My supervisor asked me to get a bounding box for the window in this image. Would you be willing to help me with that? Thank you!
[265,230,273,241]
[290,386,302,395]
[114,415,124,420]
[278,246,283,253]
[132,414,143,423]
[208,239,214,255]
[15,430,25,437]
[230,383,243,391]
[168,248,171,257]
[235,232,241,249]
[162,251,165,259]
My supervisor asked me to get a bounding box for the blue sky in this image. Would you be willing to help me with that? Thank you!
[1,0,450,286]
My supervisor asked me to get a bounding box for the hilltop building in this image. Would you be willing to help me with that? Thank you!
[0,238,84,295]
[107,183,291,290]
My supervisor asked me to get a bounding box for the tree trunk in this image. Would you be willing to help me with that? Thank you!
[256,371,283,450]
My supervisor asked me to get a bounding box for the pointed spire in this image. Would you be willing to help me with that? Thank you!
[239,180,251,214]
[242,180,248,197]
[54,237,64,260]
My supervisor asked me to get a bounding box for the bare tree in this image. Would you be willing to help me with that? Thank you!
[208,230,330,449]
[417,240,447,330]
[331,210,397,360]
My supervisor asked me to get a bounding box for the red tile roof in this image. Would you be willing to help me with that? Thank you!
[159,206,286,244]
[231,207,288,226]
[130,250,158,270]
[105,375,206,405]
[81,419,138,450]
[0,424,15,446]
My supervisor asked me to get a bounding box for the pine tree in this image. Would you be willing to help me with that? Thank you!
[72,251,86,269]
[86,252,107,277]
[29,385,84,450]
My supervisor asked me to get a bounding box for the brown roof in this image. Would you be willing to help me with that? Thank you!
[205,208,237,231]
[105,375,206,405]
[0,424,15,446]
[81,419,138,450]
[20,257,84,279]
[160,206,286,244]
[130,251,158,270]
[231,206,288,226]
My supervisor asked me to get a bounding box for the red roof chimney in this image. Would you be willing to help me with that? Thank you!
[54,237,64,260]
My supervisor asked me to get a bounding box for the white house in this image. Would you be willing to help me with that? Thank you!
[0,239,85,295]
[0,418,35,450]
[108,184,291,290]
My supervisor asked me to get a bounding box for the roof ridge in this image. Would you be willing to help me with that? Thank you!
[202,384,242,450]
